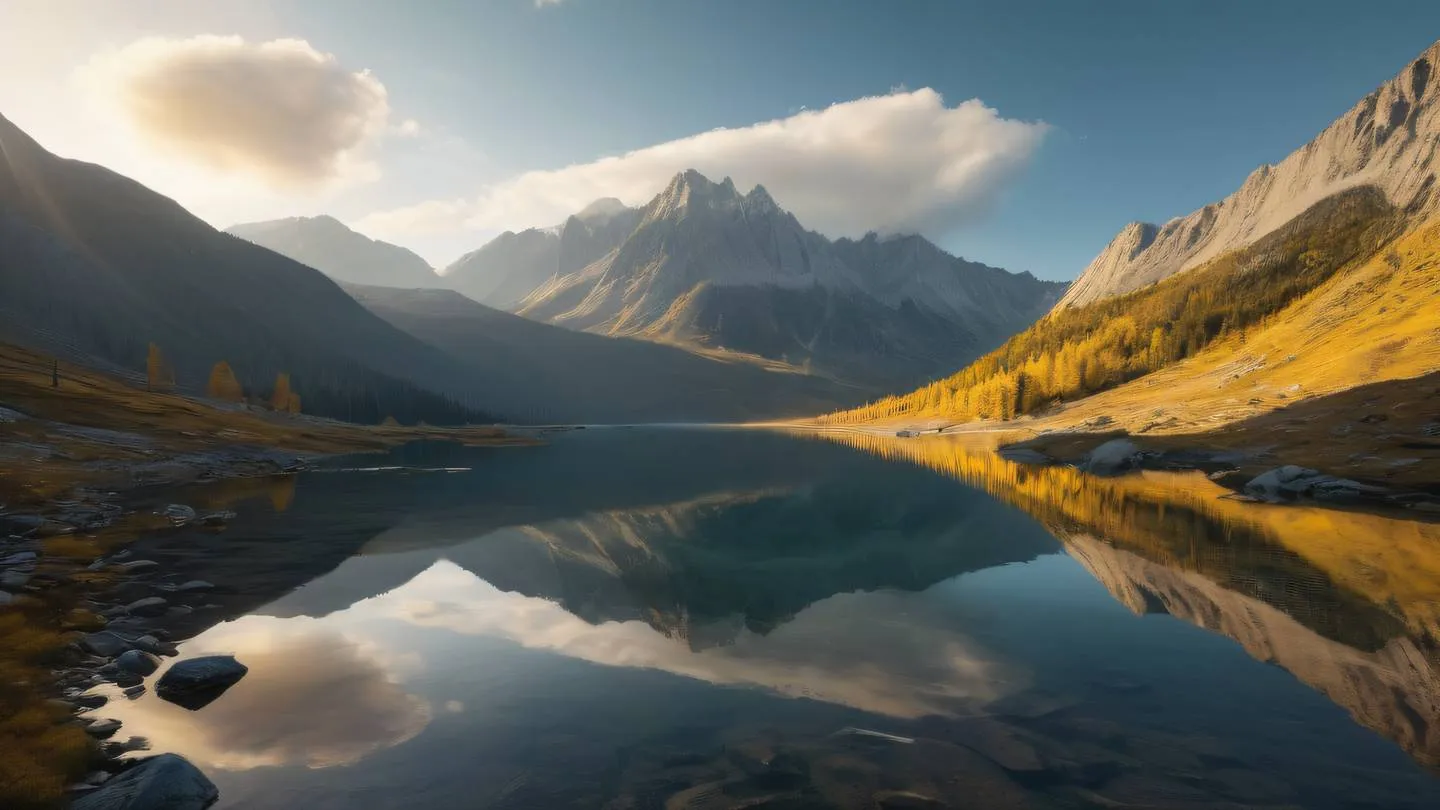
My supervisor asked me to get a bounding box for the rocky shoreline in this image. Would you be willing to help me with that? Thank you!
[0,449,315,809]
[998,435,1440,515]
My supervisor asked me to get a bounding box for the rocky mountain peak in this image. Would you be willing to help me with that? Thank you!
[1059,37,1440,308]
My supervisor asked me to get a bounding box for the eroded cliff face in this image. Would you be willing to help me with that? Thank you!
[1062,41,1440,307]
[1064,532,1440,770]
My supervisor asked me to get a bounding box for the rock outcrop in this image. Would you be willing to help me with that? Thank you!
[1061,40,1440,307]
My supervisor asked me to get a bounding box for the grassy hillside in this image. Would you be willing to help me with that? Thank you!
[0,342,521,510]
[0,113,492,426]
[822,188,1406,425]
[344,284,868,423]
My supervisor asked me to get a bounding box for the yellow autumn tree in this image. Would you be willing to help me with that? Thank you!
[146,343,175,391]
[270,373,301,414]
[206,361,244,402]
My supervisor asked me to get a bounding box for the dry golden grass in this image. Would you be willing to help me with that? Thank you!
[812,215,1440,489]
[1021,216,1440,437]
[0,606,95,809]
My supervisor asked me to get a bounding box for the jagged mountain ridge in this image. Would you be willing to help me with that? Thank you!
[513,169,1064,386]
[226,215,440,289]
[442,197,642,309]
[1062,39,1440,307]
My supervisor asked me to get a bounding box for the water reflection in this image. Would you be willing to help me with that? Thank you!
[817,430,1440,770]
[92,428,1440,809]
[99,620,431,770]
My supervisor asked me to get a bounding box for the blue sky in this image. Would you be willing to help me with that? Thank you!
[5,0,1440,278]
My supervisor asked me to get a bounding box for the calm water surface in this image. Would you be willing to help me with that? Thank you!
[95,428,1440,809]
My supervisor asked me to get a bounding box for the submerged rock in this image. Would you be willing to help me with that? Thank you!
[157,656,248,710]
[72,753,218,810]
[81,632,133,657]
[125,596,169,617]
[84,718,122,739]
[116,649,160,676]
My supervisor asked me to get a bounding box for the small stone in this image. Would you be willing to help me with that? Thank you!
[111,671,143,688]
[133,635,178,656]
[161,504,197,526]
[115,649,160,676]
[176,580,215,593]
[115,559,159,573]
[84,718,122,739]
[122,685,146,700]
[105,736,151,755]
[124,597,168,617]
[0,550,37,566]
[81,632,132,657]
[73,693,108,710]
[197,511,235,527]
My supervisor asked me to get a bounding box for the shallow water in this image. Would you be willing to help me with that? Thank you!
[94,427,1440,809]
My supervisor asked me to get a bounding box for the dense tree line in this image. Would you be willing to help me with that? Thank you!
[823,188,1402,425]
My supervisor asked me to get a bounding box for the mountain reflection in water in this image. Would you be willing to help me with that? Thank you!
[93,428,1440,809]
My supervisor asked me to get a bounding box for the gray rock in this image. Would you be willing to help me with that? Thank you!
[197,511,235,527]
[72,753,218,810]
[1082,438,1143,476]
[157,656,249,710]
[84,718,122,739]
[115,559,159,573]
[998,447,1053,465]
[81,632,133,657]
[134,634,179,656]
[123,685,146,700]
[73,693,108,710]
[161,504,197,527]
[116,649,160,676]
[0,516,43,536]
[125,597,169,617]
[0,550,37,566]
[1244,466,1388,504]
[176,580,215,593]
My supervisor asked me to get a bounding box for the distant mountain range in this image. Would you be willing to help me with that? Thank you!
[227,215,440,289]
[1062,40,1440,308]
[482,169,1064,386]
[231,170,1064,400]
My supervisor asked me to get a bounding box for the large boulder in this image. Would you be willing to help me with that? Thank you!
[72,753,217,810]
[157,656,248,710]
[1081,439,1143,476]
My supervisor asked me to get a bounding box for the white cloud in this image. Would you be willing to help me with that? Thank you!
[387,560,1021,719]
[79,36,393,188]
[95,619,431,771]
[357,89,1046,241]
